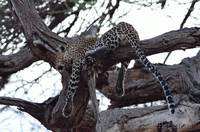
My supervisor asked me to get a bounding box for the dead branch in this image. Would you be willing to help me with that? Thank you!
[0,46,38,76]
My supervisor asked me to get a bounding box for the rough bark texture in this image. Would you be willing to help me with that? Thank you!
[103,51,200,108]
[0,0,200,132]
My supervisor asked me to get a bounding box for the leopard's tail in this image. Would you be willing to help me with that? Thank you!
[128,37,175,114]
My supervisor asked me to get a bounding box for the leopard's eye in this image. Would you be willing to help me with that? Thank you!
[59,45,65,52]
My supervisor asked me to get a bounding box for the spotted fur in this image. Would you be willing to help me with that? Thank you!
[58,22,175,117]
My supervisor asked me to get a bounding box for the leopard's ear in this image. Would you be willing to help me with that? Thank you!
[59,45,66,53]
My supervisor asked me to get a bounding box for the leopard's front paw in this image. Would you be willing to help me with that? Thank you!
[62,98,73,118]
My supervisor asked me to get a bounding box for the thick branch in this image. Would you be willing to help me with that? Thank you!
[98,51,200,108]
[1,26,199,77]
[9,0,70,58]
[96,100,200,132]
[1,95,200,132]
[0,46,38,76]
[91,27,200,71]
[0,94,92,132]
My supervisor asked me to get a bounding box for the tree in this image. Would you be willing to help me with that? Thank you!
[0,0,200,131]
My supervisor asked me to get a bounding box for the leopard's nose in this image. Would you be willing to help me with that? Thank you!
[57,64,65,72]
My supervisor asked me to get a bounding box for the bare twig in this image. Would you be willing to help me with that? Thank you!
[157,0,167,9]
[163,0,199,64]
[180,0,199,29]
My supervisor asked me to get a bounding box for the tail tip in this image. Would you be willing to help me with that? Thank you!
[170,109,175,114]
[169,104,175,114]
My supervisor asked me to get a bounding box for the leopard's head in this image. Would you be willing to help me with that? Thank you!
[55,45,72,72]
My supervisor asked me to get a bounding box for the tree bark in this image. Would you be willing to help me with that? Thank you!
[0,0,200,131]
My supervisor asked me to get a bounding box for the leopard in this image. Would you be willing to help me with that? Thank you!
[56,22,175,118]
